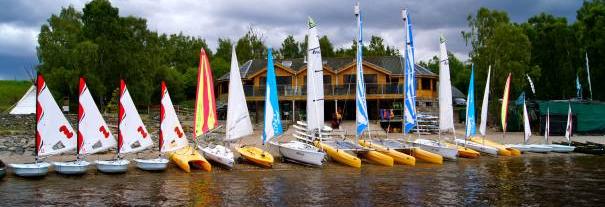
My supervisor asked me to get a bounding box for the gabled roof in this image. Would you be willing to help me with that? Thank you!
[218,56,437,81]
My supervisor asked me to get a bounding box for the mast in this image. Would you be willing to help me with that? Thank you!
[77,77,84,156]
[160,81,166,152]
[35,73,41,160]
[402,9,417,138]
[354,1,369,140]
[118,80,125,156]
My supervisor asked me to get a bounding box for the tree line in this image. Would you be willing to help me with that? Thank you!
[36,0,399,109]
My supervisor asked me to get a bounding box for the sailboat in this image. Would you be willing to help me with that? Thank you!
[456,67,498,156]
[10,74,77,177]
[269,18,327,167]
[201,47,247,169]
[166,48,213,172]
[545,104,575,152]
[506,94,552,153]
[53,77,117,175]
[133,82,187,171]
[95,80,154,173]
[235,48,277,168]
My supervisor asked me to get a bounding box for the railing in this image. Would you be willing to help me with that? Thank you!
[242,83,410,97]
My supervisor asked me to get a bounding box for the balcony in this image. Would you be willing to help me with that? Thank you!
[241,83,431,99]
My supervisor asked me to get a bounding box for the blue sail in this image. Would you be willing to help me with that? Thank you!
[355,2,368,137]
[262,48,283,144]
[465,65,476,138]
[403,10,417,134]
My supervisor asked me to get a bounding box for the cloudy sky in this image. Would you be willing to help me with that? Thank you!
[0,0,583,80]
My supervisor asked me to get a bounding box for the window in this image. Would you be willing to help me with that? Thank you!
[323,75,332,85]
[432,80,437,91]
[390,77,399,84]
[364,74,377,83]
[421,78,431,90]
[276,76,292,85]
[259,76,266,86]
[344,74,356,84]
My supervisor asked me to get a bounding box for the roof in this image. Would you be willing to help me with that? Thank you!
[451,86,465,99]
[218,56,437,80]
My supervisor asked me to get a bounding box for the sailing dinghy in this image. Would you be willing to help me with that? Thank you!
[95,80,154,173]
[166,48,213,172]
[269,18,327,167]
[10,74,77,177]
[235,48,277,168]
[545,105,575,152]
[53,78,117,175]
[505,95,552,153]
[201,47,246,169]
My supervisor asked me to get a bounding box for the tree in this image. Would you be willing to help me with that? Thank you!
[576,0,605,100]
[280,35,301,59]
[319,35,335,57]
[236,26,266,62]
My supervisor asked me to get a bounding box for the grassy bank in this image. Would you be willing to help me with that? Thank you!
[0,80,32,112]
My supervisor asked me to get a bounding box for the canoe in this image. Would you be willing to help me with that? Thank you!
[469,137,514,156]
[166,145,212,172]
[315,141,361,168]
[401,147,443,164]
[361,151,394,167]
[236,146,274,168]
[358,140,415,166]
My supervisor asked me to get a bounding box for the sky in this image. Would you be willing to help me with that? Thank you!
[0,0,584,80]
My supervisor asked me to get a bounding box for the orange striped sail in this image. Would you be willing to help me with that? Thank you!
[501,73,512,133]
[194,48,218,137]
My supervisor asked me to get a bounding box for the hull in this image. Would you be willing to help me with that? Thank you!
[412,139,458,160]
[547,144,575,153]
[236,146,274,168]
[361,151,394,167]
[95,159,129,174]
[201,145,235,169]
[455,145,481,159]
[315,141,361,168]
[469,137,514,156]
[454,138,498,156]
[166,145,212,172]
[358,140,415,166]
[53,160,90,175]
[271,141,325,166]
[133,158,169,171]
[506,144,552,153]
[9,162,50,177]
[401,147,443,164]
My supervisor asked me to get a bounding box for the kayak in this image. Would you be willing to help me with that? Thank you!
[401,147,443,164]
[361,150,394,167]
[315,141,361,168]
[358,140,416,166]
[469,137,515,156]
[166,145,212,172]
[236,146,274,168]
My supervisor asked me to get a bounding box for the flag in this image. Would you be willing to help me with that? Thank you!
[465,65,476,138]
[515,92,525,106]
[586,52,593,100]
[262,48,283,144]
[354,1,368,137]
[576,74,582,99]
[526,74,535,95]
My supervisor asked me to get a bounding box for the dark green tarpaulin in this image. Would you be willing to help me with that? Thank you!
[538,100,605,134]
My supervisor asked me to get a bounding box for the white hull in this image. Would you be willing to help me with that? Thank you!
[454,139,498,156]
[95,159,129,173]
[9,162,50,177]
[412,139,458,160]
[505,144,531,152]
[201,145,235,169]
[53,160,90,175]
[505,144,552,153]
[547,144,575,153]
[271,141,325,166]
[133,158,169,171]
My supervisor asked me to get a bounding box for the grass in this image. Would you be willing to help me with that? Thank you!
[0,80,32,112]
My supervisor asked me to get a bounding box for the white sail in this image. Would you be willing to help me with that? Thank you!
[36,75,77,156]
[9,85,36,114]
[78,78,117,155]
[544,107,550,143]
[438,35,454,132]
[565,103,572,141]
[306,17,325,133]
[523,101,531,143]
[160,82,189,152]
[225,47,253,141]
[479,66,491,136]
[118,80,153,154]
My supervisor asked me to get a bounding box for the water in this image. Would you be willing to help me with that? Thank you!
[1,154,604,206]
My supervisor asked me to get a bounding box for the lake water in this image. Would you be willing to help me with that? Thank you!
[1,154,604,206]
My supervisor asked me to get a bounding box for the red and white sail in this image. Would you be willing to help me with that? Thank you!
[118,80,153,154]
[194,48,218,138]
[36,74,76,156]
[565,103,573,141]
[77,78,117,155]
[160,81,188,152]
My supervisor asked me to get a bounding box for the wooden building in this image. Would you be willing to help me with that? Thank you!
[216,56,438,123]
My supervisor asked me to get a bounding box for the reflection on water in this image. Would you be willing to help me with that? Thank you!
[1,154,605,206]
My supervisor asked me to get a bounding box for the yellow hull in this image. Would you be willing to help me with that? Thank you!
[362,151,394,167]
[236,146,274,168]
[315,141,361,168]
[507,148,522,156]
[358,140,415,166]
[403,147,443,164]
[166,145,212,172]
[446,143,480,159]
[469,137,514,156]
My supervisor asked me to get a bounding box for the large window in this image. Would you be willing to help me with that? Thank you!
[364,74,377,83]
[276,76,292,85]
[421,78,431,90]
[344,74,356,84]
